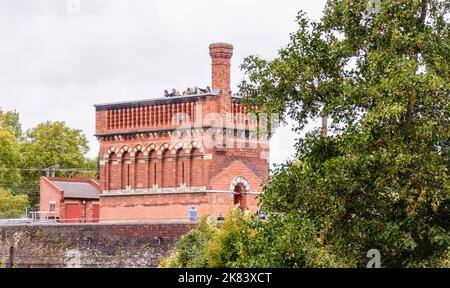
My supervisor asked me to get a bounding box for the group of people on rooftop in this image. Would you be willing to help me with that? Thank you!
[164,86,212,97]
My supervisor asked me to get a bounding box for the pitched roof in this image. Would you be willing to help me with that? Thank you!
[50,179,100,200]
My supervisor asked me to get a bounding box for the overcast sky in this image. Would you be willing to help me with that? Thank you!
[0,0,327,167]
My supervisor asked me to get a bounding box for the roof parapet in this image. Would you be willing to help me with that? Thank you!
[94,90,222,111]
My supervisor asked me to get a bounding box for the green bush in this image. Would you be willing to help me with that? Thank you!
[160,217,218,268]
[161,209,351,268]
[204,209,247,267]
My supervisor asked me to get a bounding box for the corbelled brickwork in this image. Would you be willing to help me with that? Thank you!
[0,223,195,268]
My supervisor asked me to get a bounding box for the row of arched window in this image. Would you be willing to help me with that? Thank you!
[103,142,204,191]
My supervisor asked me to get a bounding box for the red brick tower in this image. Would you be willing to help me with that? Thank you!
[94,43,270,221]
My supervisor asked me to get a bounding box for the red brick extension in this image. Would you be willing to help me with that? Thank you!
[39,177,100,222]
[41,43,270,222]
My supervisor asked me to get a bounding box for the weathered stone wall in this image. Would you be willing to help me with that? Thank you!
[0,222,196,268]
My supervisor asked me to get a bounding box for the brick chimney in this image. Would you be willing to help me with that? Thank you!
[209,42,233,94]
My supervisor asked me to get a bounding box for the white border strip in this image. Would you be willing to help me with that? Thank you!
[100,189,261,197]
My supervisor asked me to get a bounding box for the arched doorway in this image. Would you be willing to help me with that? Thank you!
[233,184,244,206]
[230,176,250,209]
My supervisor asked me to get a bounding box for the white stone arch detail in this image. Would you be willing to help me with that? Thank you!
[171,142,184,155]
[185,141,204,154]
[144,143,158,157]
[117,145,131,159]
[104,146,117,160]
[131,144,144,158]
[157,143,171,156]
[230,176,250,192]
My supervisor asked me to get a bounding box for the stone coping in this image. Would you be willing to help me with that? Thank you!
[100,189,261,197]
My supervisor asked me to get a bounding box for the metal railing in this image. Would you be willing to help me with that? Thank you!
[0,216,197,225]
[57,217,195,224]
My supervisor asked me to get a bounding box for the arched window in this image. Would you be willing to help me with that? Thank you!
[189,148,202,187]
[134,150,146,189]
[147,149,156,188]
[108,152,120,190]
[161,149,170,187]
[175,148,184,187]
[121,151,131,189]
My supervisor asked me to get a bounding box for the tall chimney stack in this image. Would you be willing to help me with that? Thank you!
[209,43,233,94]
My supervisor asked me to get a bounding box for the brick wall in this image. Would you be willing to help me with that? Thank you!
[100,190,261,221]
[209,160,264,192]
[0,223,195,268]
[39,177,63,218]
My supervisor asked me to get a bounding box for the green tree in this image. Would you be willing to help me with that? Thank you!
[0,127,21,189]
[238,0,449,267]
[20,121,90,206]
[0,109,23,141]
[74,156,99,179]
[165,0,449,268]
[0,190,28,219]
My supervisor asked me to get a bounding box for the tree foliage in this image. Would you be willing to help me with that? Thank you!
[0,127,21,188]
[0,109,22,141]
[21,121,89,169]
[0,110,96,208]
[20,121,91,205]
[161,217,218,268]
[0,190,28,219]
[0,109,22,188]
[165,0,449,268]
[162,210,351,268]
[242,0,449,268]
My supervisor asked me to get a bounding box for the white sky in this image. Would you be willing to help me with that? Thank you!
[0,0,327,167]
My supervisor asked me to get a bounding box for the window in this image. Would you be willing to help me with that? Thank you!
[49,202,56,212]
